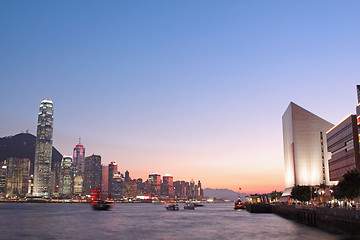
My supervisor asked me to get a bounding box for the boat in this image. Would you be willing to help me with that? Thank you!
[193,203,204,207]
[92,200,112,211]
[184,203,195,210]
[234,198,246,210]
[165,204,179,211]
[25,196,49,203]
[90,188,113,211]
[234,187,246,210]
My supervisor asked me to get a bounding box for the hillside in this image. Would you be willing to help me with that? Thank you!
[0,133,63,174]
[204,188,247,201]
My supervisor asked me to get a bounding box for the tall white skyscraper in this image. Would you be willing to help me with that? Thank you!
[33,99,54,197]
[282,102,336,196]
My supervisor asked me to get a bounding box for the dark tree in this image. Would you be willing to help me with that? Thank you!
[291,185,311,202]
[333,169,360,200]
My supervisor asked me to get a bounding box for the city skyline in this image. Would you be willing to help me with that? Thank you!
[1,1,360,193]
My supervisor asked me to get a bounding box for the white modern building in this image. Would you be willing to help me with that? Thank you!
[282,102,337,196]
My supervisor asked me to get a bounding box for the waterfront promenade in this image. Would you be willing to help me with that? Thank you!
[272,204,360,238]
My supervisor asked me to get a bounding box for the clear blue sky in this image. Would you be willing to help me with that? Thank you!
[1,1,359,192]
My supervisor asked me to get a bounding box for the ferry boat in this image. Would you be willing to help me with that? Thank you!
[165,204,179,211]
[184,203,195,210]
[25,196,49,203]
[234,187,246,210]
[234,198,245,210]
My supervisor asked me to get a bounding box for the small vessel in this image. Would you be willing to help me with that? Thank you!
[234,198,245,210]
[25,196,49,203]
[193,203,204,207]
[92,200,112,211]
[90,188,113,211]
[184,203,195,210]
[165,204,179,211]
[234,187,246,210]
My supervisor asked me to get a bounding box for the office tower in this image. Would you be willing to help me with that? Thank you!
[356,85,360,124]
[190,179,195,199]
[125,170,130,183]
[162,174,174,197]
[73,175,83,194]
[282,102,335,196]
[5,158,30,198]
[83,155,102,195]
[327,115,360,181]
[326,86,360,181]
[198,180,203,199]
[59,156,74,196]
[73,140,85,175]
[148,173,161,196]
[0,161,6,197]
[108,162,118,196]
[124,180,137,199]
[111,173,123,200]
[101,165,108,198]
[136,178,143,195]
[33,99,54,197]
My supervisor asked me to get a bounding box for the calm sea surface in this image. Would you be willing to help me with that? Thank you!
[0,202,346,240]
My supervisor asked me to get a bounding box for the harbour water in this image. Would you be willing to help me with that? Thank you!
[0,203,346,239]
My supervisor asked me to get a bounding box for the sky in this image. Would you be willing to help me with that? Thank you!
[1,1,359,193]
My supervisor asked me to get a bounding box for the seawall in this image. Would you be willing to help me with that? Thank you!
[272,205,360,238]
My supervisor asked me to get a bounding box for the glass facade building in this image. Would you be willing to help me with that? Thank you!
[108,162,118,196]
[59,156,74,196]
[73,142,85,176]
[162,174,174,198]
[83,155,102,195]
[33,99,54,197]
[149,173,161,196]
[5,158,30,198]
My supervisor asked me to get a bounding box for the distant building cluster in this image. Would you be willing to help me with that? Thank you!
[0,99,203,201]
[282,85,360,198]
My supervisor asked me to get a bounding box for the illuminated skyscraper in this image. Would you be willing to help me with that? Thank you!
[73,141,85,175]
[282,102,335,196]
[83,155,102,195]
[5,158,30,198]
[108,162,118,196]
[162,174,174,198]
[101,165,109,198]
[149,173,161,196]
[33,99,54,197]
[59,156,74,196]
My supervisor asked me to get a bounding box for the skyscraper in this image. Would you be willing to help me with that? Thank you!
[59,156,74,196]
[83,154,102,195]
[162,174,174,198]
[356,85,360,124]
[326,86,360,181]
[149,173,161,196]
[33,99,54,197]
[108,162,118,197]
[5,158,30,198]
[282,102,336,196]
[73,140,85,176]
[101,165,109,198]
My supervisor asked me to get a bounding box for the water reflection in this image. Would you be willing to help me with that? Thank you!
[0,203,344,240]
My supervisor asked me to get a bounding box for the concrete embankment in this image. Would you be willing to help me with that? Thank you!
[272,205,360,238]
